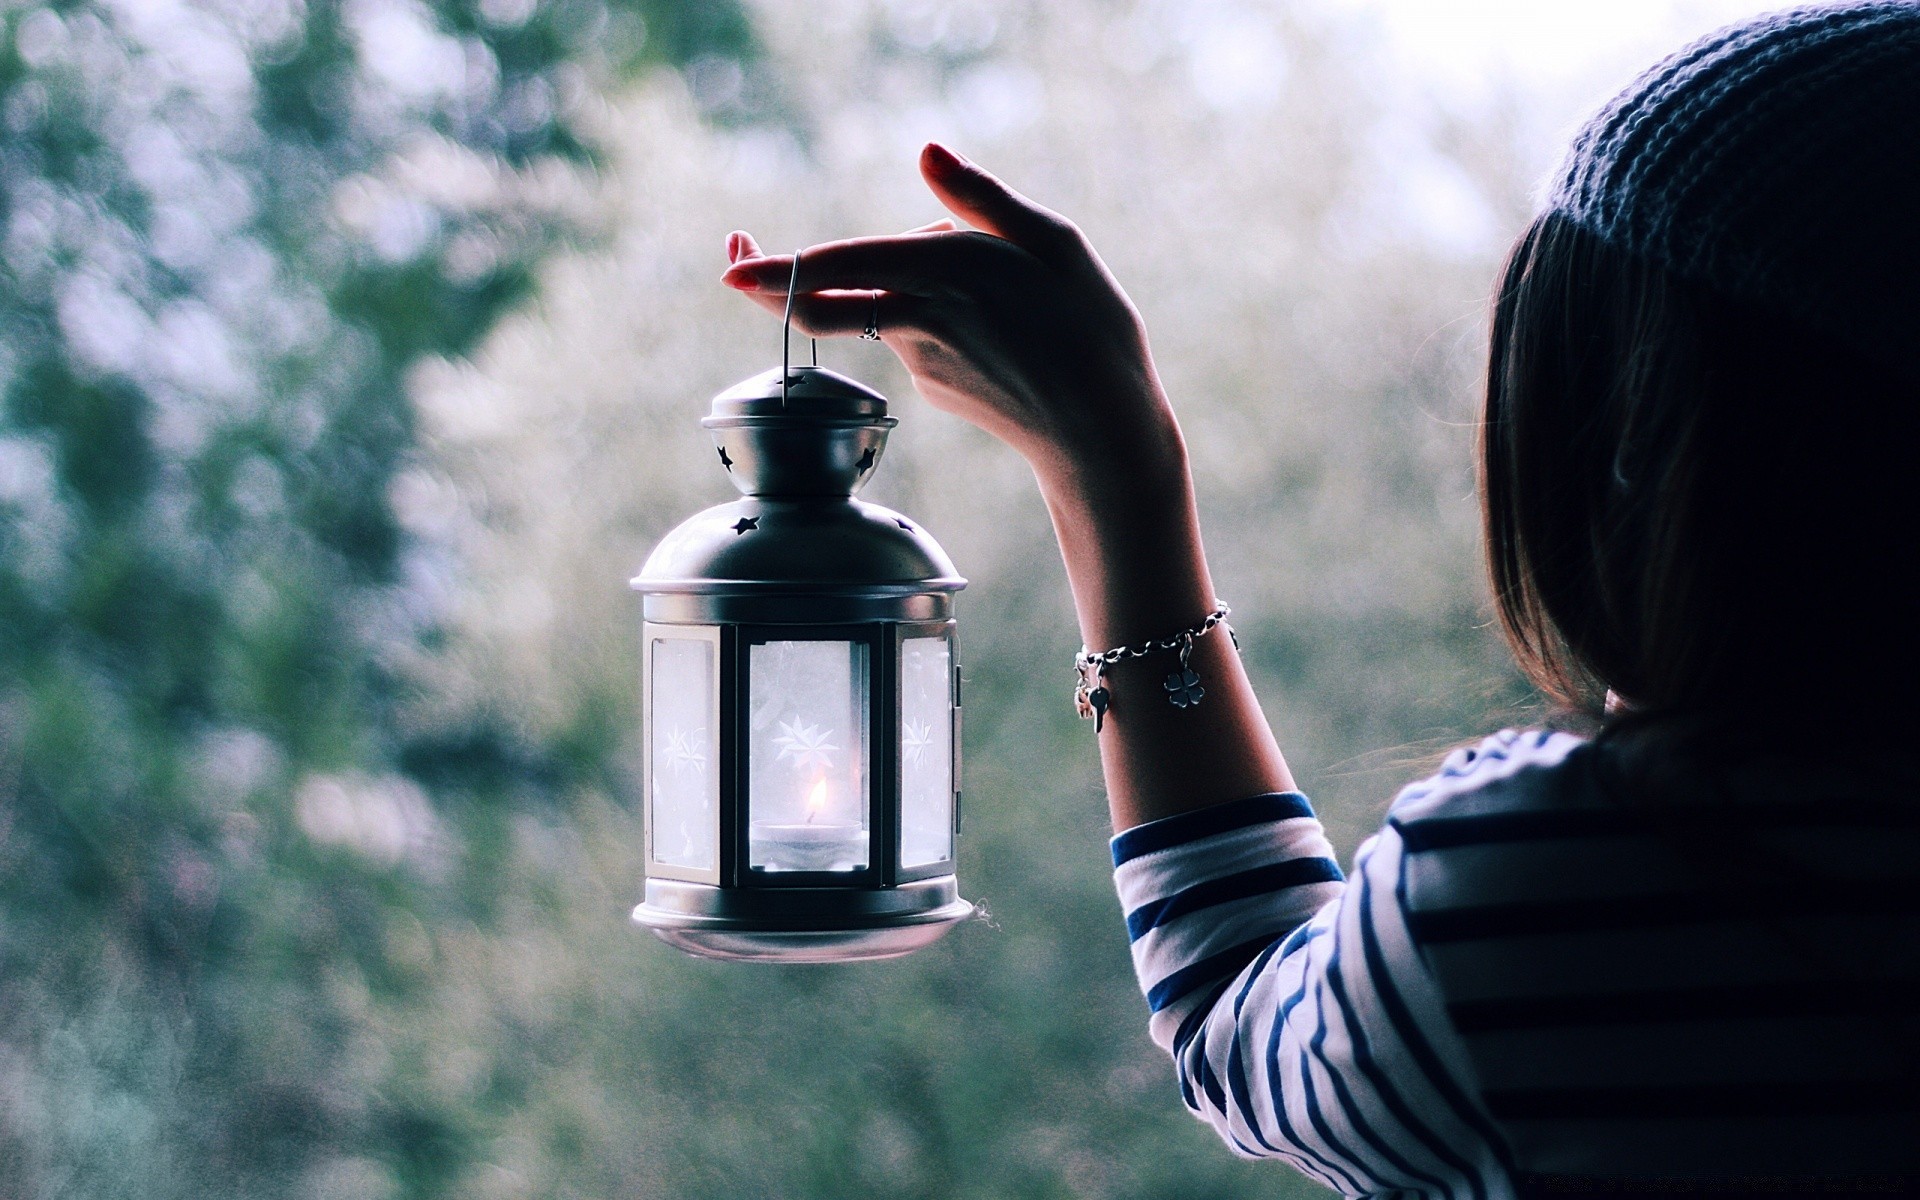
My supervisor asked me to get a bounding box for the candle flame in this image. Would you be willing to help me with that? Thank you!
[805,776,828,823]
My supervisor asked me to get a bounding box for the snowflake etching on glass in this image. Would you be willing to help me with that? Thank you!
[772,717,839,773]
[902,718,934,767]
[899,636,954,868]
[650,639,717,872]
[659,726,708,777]
[745,640,869,870]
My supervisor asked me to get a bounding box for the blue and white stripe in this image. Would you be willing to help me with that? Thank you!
[1115,777,1512,1197]
[1113,792,1345,1052]
[1113,728,1920,1196]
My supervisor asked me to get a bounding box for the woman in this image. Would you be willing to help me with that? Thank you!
[721,4,1920,1195]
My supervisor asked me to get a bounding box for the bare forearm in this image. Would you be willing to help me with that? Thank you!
[1035,413,1294,832]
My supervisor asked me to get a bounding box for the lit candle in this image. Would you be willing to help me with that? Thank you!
[749,777,868,871]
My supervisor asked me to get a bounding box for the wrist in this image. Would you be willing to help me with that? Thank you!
[1038,462,1218,652]
[1031,407,1192,522]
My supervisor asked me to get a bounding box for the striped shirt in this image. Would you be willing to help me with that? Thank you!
[1112,729,1920,1198]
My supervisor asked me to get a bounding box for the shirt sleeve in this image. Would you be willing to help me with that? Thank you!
[1112,791,1511,1199]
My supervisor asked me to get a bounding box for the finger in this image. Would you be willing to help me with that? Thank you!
[919,142,1085,264]
[733,285,925,339]
[730,284,909,335]
[734,286,789,321]
[725,224,950,284]
[721,233,977,297]
[730,224,946,270]
[728,230,760,264]
[783,289,929,341]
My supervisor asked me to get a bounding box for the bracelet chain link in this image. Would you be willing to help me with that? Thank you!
[1073,601,1237,731]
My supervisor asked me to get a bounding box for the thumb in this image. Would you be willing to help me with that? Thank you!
[920,143,1084,264]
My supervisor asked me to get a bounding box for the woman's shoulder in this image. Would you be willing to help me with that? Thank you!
[1385,728,1593,826]
[1379,722,1920,866]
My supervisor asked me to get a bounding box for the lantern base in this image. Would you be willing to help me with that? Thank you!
[632,876,975,963]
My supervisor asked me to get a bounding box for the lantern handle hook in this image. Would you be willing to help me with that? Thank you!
[780,250,818,408]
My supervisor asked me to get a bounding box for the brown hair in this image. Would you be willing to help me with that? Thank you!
[1480,212,1920,730]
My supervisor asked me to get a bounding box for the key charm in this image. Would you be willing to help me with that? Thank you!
[1163,634,1206,709]
[1074,659,1095,719]
[1072,600,1234,735]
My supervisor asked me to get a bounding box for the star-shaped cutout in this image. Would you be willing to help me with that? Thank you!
[856,447,876,472]
[732,516,758,534]
[895,518,914,532]
[717,446,733,470]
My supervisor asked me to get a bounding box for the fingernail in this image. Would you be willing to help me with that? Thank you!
[927,142,970,168]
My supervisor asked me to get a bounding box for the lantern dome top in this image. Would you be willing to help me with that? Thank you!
[707,364,890,420]
[632,363,965,624]
[701,365,897,500]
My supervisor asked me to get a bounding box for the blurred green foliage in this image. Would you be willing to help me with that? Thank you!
[2,0,1555,1196]
[0,0,752,1193]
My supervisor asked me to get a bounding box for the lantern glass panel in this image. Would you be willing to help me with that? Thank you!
[899,636,955,868]
[747,639,870,872]
[650,637,717,871]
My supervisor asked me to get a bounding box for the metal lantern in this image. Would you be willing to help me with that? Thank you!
[629,359,973,963]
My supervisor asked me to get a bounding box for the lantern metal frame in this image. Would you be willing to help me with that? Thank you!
[630,359,974,963]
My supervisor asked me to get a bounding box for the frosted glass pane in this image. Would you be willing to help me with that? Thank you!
[899,637,954,867]
[747,640,869,872]
[650,638,715,870]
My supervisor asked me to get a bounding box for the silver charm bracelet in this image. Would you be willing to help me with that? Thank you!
[1074,601,1236,732]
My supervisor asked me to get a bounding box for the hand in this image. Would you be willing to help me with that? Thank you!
[721,144,1184,499]
[726,145,1292,825]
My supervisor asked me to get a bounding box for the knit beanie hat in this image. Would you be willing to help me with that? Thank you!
[1546,1,1920,379]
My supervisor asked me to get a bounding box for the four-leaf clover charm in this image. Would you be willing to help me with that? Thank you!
[1163,668,1206,708]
